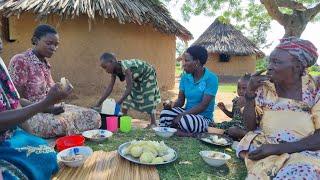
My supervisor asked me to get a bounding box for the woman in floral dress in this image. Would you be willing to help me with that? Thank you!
[0,37,72,179]
[238,37,320,179]
[8,24,101,138]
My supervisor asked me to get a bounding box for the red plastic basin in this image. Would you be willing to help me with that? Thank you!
[55,135,85,152]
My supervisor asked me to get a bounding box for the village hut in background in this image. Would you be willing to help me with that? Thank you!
[0,0,193,95]
[188,18,264,81]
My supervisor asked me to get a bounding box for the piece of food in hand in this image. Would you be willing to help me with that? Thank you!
[163,100,172,109]
[60,77,73,90]
[60,77,67,88]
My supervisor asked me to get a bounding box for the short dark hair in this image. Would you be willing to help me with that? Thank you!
[186,45,208,65]
[100,52,116,62]
[239,73,251,81]
[32,24,57,45]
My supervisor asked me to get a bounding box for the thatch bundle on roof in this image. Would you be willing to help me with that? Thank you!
[0,0,192,41]
[192,18,264,57]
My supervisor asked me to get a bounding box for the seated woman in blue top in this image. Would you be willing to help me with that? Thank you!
[159,45,218,136]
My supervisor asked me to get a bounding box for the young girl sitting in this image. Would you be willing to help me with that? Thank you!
[216,73,251,140]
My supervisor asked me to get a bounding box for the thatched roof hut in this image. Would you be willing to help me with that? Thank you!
[185,18,264,79]
[0,0,192,41]
[0,0,192,94]
[192,18,264,56]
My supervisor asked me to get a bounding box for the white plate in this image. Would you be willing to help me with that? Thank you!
[117,142,178,165]
[82,129,113,142]
[200,134,232,146]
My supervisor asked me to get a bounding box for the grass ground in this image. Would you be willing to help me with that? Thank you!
[87,128,247,180]
[218,84,237,93]
[309,71,320,76]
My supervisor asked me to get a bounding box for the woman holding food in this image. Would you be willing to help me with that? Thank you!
[0,36,72,179]
[8,24,101,138]
[238,37,320,179]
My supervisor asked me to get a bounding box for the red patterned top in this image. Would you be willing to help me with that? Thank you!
[8,49,55,102]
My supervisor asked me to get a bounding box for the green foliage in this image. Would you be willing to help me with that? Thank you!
[309,71,320,76]
[178,0,320,48]
[256,57,268,72]
[176,39,186,57]
[175,63,183,76]
[309,65,320,72]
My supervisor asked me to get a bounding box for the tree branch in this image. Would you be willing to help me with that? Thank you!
[276,0,306,11]
[306,3,320,21]
[260,0,286,25]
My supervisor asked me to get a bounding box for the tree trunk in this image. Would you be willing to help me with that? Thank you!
[283,19,308,38]
[261,0,320,38]
[282,11,309,38]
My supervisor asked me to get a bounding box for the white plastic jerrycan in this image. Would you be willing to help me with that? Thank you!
[101,99,116,115]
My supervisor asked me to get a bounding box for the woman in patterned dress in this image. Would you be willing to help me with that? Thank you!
[238,37,320,179]
[8,24,101,138]
[0,37,72,179]
[94,53,161,127]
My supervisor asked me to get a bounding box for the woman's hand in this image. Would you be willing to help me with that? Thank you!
[45,83,73,105]
[247,70,269,94]
[217,102,226,110]
[173,114,183,125]
[248,144,281,160]
[44,105,65,115]
[163,100,173,110]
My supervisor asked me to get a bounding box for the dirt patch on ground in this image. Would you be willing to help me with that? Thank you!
[67,76,236,124]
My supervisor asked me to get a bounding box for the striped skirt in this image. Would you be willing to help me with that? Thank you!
[159,107,210,133]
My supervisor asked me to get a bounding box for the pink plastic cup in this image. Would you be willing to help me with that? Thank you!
[106,116,118,132]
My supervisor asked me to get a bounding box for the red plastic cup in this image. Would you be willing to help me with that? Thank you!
[55,135,85,152]
[106,116,118,132]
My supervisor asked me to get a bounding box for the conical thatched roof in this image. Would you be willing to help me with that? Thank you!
[192,18,264,56]
[0,0,193,41]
